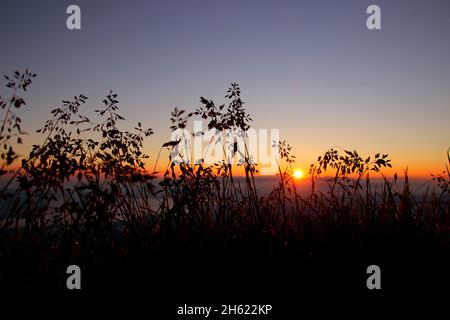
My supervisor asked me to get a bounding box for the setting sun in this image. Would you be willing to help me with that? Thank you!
[293,169,304,180]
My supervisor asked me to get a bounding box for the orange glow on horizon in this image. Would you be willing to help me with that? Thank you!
[1,157,445,180]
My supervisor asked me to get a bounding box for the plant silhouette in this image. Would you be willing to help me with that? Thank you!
[0,70,448,295]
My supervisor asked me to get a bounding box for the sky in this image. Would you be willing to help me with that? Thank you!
[0,0,449,177]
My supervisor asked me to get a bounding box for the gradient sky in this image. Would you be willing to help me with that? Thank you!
[1,0,449,176]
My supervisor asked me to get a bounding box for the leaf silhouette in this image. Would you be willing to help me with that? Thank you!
[162,139,181,148]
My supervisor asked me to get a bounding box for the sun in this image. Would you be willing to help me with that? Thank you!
[293,169,304,180]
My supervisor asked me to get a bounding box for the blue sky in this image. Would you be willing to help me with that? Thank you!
[1,0,449,175]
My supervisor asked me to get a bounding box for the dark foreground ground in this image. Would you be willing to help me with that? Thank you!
[1,231,448,318]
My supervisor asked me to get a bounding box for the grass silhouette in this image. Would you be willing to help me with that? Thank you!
[0,70,448,299]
